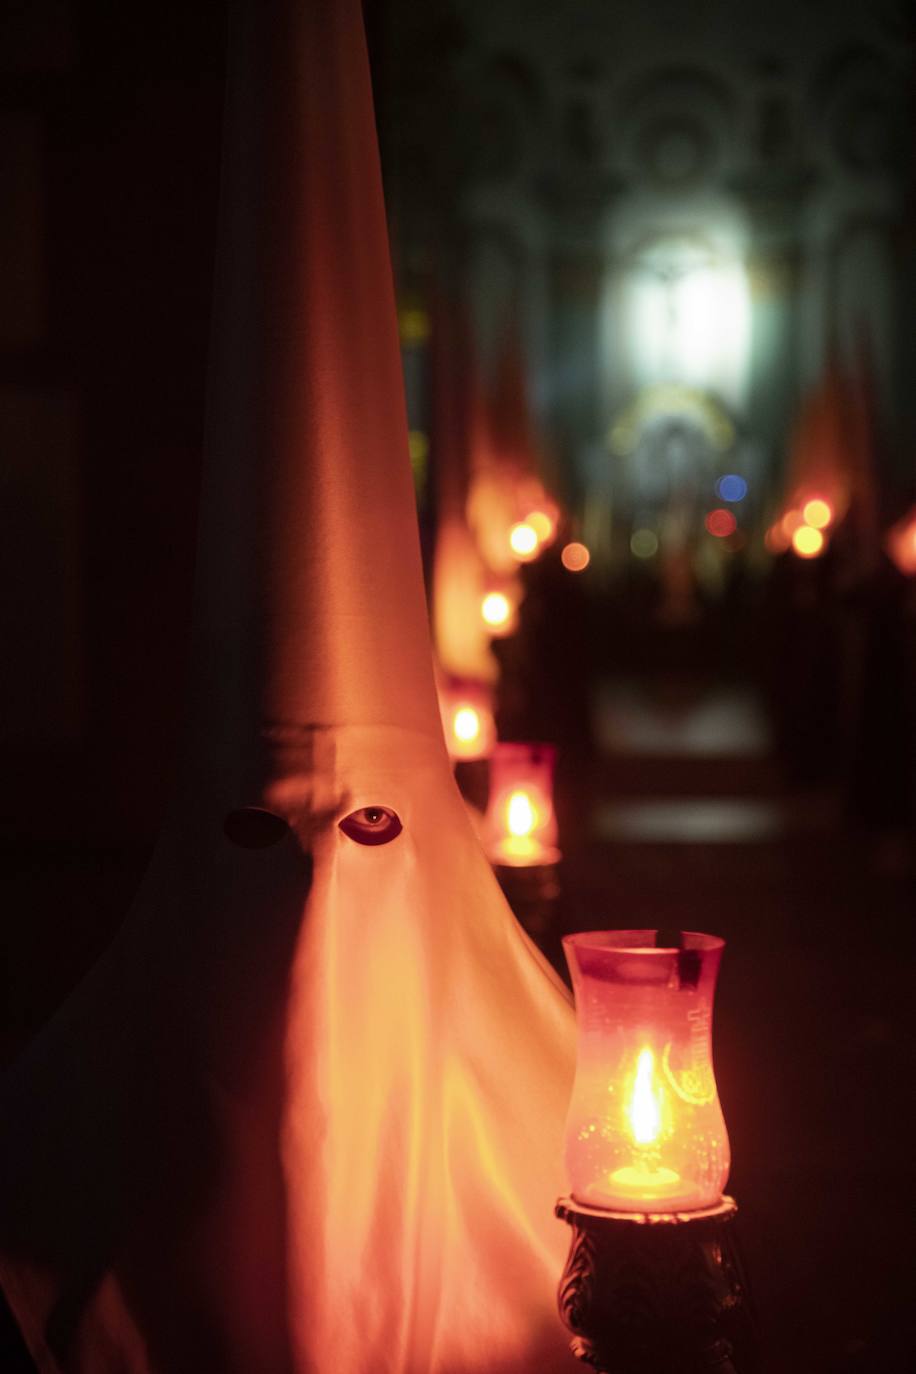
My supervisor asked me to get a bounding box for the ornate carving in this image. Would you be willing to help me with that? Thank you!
[557,1212,597,1332]
[555,1197,758,1374]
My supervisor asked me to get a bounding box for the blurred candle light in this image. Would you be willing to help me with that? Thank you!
[561,541,591,572]
[780,509,803,539]
[485,743,560,866]
[480,590,517,637]
[792,525,825,559]
[437,681,496,762]
[801,498,832,530]
[885,506,916,576]
[509,521,540,561]
[765,523,790,555]
[563,930,730,1213]
[526,509,557,547]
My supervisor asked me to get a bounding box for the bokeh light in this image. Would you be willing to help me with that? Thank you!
[526,510,556,545]
[509,522,539,560]
[507,789,538,838]
[780,509,803,538]
[792,525,825,558]
[715,474,748,502]
[481,591,512,627]
[629,529,658,559]
[453,706,481,744]
[705,509,737,538]
[885,511,916,576]
[765,524,791,554]
[802,498,832,530]
[561,541,591,571]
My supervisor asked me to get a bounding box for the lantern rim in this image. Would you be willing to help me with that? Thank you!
[563,929,724,955]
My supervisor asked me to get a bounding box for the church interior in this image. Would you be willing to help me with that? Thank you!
[1,2,914,1371]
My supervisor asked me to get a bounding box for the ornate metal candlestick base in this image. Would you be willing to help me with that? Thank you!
[556,1196,757,1374]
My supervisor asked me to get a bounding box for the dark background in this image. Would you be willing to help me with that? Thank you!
[1,3,915,1372]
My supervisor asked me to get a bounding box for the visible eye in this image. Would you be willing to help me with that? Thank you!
[339,806,402,846]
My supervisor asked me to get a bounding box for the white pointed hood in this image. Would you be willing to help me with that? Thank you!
[0,3,578,1372]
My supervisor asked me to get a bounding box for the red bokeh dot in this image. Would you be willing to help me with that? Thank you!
[705,509,737,538]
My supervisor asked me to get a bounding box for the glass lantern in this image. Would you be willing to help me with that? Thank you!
[437,680,496,762]
[563,930,730,1212]
[484,742,560,866]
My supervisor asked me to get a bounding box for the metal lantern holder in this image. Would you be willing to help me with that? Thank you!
[555,1194,758,1374]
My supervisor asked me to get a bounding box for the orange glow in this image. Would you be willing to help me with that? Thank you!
[525,509,556,546]
[431,519,497,683]
[437,680,496,761]
[481,591,511,627]
[454,706,481,744]
[564,931,730,1212]
[705,509,737,538]
[792,525,825,558]
[628,1047,662,1145]
[509,522,539,560]
[885,507,916,576]
[485,743,560,866]
[802,497,832,530]
[765,523,790,554]
[507,789,538,838]
[561,541,590,572]
[608,1044,685,1200]
[780,509,803,538]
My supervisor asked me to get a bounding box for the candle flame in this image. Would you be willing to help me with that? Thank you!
[792,525,825,559]
[453,706,481,744]
[481,592,511,627]
[802,497,832,530]
[526,510,555,544]
[506,790,537,838]
[628,1047,662,1146]
[509,522,539,560]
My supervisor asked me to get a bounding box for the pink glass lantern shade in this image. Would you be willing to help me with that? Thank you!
[437,679,497,762]
[485,742,560,866]
[563,931,730,1213]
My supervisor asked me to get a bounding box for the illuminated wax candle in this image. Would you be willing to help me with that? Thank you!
[485,742,560,866]
[563,931,730,1213]
[437,680,497,762]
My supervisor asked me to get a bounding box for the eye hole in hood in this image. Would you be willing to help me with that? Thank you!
[224,807,290,849]
[339,806,403,847]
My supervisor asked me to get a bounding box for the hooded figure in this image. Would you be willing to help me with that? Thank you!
[0,2,578,1372]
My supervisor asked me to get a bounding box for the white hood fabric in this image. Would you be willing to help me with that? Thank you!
[0,3,578,1371]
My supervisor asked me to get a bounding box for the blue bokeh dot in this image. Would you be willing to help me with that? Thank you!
[716,474,747,503]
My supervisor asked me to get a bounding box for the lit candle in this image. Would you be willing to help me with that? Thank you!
[509,521,540,562]
[563,931,730,1213]
[480,589,518,637]
[485,743,560,866]
[525,508,557,547]
[437,680,496,763]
